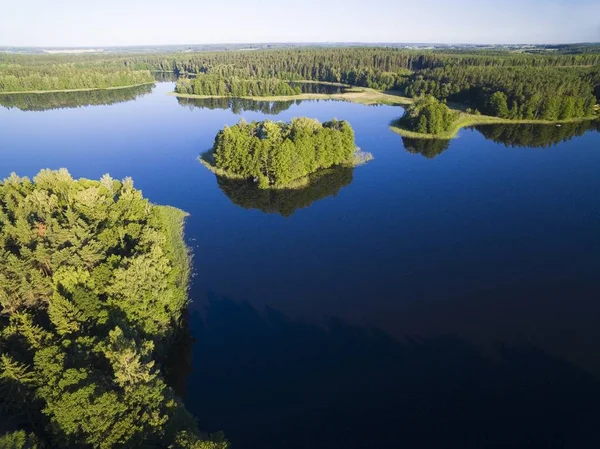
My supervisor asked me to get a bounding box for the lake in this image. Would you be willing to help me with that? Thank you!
[1,81,600,449]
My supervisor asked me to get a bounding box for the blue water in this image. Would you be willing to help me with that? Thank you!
[2,82,600,448]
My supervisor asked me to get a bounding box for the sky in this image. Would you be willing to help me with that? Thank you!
[1,0,599,47]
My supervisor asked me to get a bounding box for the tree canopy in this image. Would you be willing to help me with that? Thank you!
[0,170,227,449]
[399,96,460,135]
[210,118,359,188]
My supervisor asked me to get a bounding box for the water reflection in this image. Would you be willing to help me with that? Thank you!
[401,137,451,159]
[0,84,153,112]
[186,296,600,449]
[216,167,353,217]
[473,121,600,148]
[152,71,180,83]
[177,97,301,115]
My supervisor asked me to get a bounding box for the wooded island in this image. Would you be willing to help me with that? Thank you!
[203,118,370,189]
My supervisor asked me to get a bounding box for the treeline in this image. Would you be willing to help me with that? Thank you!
[175,75,301,97]
[2,48,599,119]
[0,64,154,92]
[404,66,598,120]
[211,118,357,188]
[399,96,459,135]
[0,84,152,111]
[0,170,226,449]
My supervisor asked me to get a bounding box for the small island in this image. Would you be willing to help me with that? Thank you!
[201,118,372,189]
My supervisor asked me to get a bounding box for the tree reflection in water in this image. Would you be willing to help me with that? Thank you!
[216,166,353,217]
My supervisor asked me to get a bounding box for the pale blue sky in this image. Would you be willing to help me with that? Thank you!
[1,0,599,47]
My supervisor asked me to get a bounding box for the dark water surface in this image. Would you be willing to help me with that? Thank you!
[2,82,600,448]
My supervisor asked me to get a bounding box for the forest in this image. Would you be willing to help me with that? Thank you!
[208,118,359,188]
[398,96,460,135]
[404,66,598,120]
[0,61,154,93]
[2,48,598,121]
[0,170,227,449]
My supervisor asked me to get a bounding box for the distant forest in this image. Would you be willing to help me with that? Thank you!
[1,47,599,120]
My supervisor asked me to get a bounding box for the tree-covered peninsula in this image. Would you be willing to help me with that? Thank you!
[0,170,226,449]
[203,118,370,189]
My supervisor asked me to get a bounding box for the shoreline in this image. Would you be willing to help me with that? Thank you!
[169,87,413,106]
[389,113,599,140]
[199,148,373,190]
[0,82,155,95]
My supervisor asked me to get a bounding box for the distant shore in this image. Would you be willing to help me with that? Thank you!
[169,86,413,106]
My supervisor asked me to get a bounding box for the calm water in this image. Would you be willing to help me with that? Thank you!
[2,82,600,448]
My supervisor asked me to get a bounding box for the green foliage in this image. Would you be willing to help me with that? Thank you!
[211,118,357,188]
[0,63,154,93]
[3,48,599,118]
[0,431,38,449]
[401,96,460,135]
[404,65,598,120]
[0,170,225,448]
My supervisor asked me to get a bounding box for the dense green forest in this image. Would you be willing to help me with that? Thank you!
[208,118,360,188]
[175,76,301,97]
[404,66,598,120]
[0,62,154,93]
[0,84,152,111]
[1,47,599,118]
[0,170,227,449]
[398,96,459,135]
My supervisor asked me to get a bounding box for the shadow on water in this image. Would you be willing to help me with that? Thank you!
[215,166,354,217]
[152,71,180,83]
[0,83,154,112]
[472,121,600,148]
[177,97,302,115]
[288,82,349,95]
[401,136,452,159]
[184,295,600,449]
[398,121,600,158]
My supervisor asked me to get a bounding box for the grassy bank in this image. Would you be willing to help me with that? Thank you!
[390,111,599,140]
[154,205,190,302]
[170,86,412,106]
[0,81,155,95]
